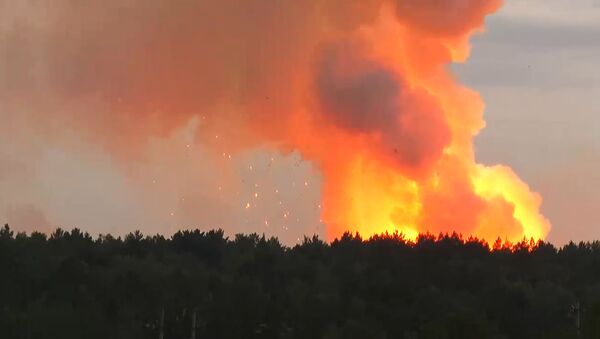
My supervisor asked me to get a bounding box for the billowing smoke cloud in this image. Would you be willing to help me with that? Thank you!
[315,41,451,175]
[0,0,550,243]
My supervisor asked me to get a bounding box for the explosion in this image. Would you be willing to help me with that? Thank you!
[1,0,550,243]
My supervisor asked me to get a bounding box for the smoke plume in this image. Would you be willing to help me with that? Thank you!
[0,0,550,242]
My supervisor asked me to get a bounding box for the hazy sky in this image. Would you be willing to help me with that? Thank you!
[1,0,599,244]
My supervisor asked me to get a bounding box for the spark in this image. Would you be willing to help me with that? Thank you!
[245,202,251,209]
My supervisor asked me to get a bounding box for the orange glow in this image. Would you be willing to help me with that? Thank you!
[472,165,550,241]
[288,1,550,244]
[24,0,550,244]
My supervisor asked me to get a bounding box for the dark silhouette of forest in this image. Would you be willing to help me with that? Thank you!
[1,224,600,339]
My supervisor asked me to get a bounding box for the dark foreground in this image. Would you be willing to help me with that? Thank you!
[1,225,599,339]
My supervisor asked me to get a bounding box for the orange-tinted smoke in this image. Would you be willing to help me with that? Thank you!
[1,0,550,243]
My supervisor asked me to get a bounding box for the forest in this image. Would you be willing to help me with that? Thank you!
[1,224,599,339]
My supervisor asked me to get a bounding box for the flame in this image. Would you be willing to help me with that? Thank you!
[472,165,549,241]
[291,2,551,243]
[5,0,551,243]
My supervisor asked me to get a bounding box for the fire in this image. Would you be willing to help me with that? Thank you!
[472,165,549,241]
[290,1,551,244]
[7,0,551,243]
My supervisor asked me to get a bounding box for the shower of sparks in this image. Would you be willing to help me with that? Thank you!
[163,140,321,242]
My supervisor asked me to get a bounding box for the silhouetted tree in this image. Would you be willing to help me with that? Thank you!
[0,225,594,338]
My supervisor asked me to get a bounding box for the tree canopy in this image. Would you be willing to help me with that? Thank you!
[0,224,597,338]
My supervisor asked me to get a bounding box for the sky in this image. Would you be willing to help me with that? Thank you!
[1,0,599,245]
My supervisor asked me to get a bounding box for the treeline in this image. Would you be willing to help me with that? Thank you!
[1,224,600,338]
